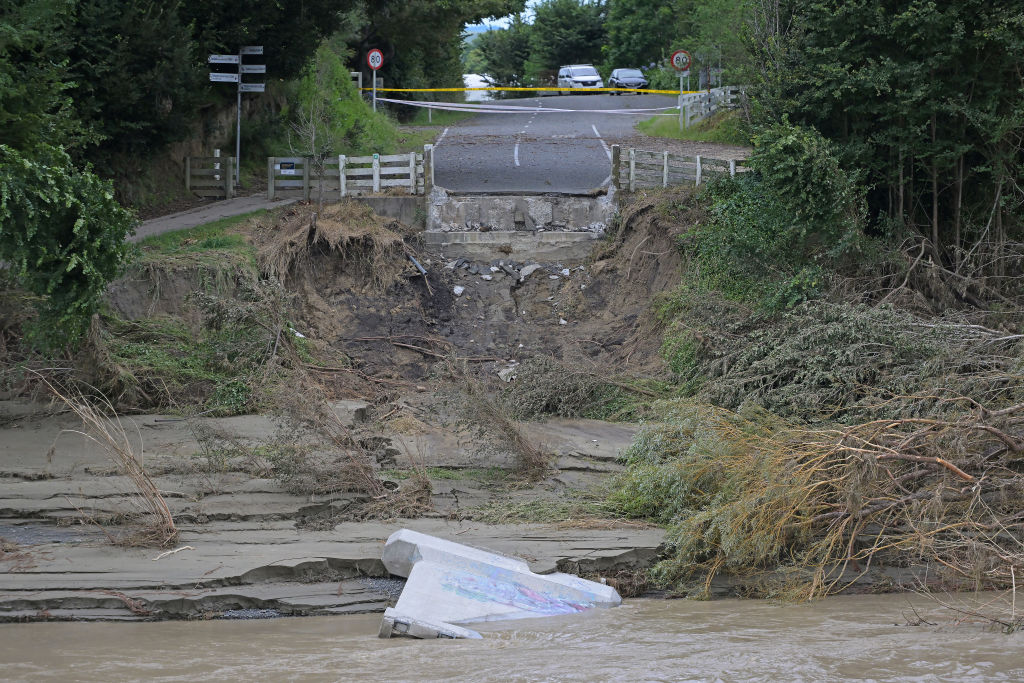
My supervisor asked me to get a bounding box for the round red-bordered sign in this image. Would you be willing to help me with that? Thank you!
[367,49,383,71]
[670,50,692,72]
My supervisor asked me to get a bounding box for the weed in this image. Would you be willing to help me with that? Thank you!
[636,109,750,145]
[613,397,1024,599]
[469,491,621,525]
[501,356,662,422]
[48,381,178,548]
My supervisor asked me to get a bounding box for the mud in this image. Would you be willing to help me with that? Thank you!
[1,193,694,622]
[0,397,662,622]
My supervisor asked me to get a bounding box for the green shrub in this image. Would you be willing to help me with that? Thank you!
[0,144,135,348]
[680,122,865,310]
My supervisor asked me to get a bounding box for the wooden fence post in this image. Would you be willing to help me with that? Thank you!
[338,155,347,198]
[302,157,310,201]
[695,155,702,187]
[628,148,636,192]
[663,151,669,188]
[185,157,191,193]
[610,144,620,189]
[423,144,434,195]
[267,157,275,200]
[372,153,380,193]
[225,157,234,199]
[729,159,736,177]
[408,152,416,193]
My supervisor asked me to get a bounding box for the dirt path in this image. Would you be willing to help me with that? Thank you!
[132,195,298,243]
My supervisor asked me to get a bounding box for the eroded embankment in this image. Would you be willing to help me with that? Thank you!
[0,397,663,622]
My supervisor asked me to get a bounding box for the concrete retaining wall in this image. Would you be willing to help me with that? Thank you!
[428,188,615,234]
[349,196,424,228]
[422,230,601,263]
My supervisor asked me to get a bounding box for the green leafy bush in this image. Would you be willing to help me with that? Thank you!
[681,122,864,309]
[0,144,135,348]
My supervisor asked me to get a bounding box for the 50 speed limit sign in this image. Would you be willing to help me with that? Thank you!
[367,49,383,71]
[670,50,692,72]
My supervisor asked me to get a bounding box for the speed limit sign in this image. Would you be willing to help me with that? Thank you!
[670,50,692,72]
[367,49,383,71]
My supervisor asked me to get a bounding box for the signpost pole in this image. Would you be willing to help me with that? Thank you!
[367,49,383,113]
[236,49,242,184]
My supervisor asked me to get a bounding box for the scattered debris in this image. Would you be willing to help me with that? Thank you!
[378,529,621,640]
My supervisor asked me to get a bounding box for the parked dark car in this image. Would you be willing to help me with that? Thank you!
[608,68,649,94]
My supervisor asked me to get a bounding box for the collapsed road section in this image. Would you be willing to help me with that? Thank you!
[424,187,616,262]
[378,529,622,639]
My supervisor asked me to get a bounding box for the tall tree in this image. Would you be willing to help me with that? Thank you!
[66,0,200,165]
[525,0,606,82]
[749,1,1024,265]
[0,0,82,151]
[474,15,531,86]
[602,0,680,70]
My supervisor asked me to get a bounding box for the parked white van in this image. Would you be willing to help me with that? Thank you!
[557,65,604,94]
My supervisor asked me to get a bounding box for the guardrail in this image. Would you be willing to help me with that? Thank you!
[185,156,235,199]
[611,146,749,191]
[267,145,432,201]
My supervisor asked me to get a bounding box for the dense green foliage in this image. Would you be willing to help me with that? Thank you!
[287,45,398,160]
[351,0,525,97]
[749,0,1024,266]
[471,0,750,87]
[523,0,606,83]
[0,144,135,346]
[677,123,861,309]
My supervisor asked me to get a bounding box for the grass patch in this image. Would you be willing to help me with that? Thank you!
[383,466,510,485]
[636,109,749,145]
[469,491,622,524]
[394,126,445,154]
[137,210,265,261]
[405,107,475,127]
[502,356,672,422]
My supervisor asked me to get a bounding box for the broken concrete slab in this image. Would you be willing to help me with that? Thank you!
[378,529,621,639]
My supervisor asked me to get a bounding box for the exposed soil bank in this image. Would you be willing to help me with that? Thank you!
[0,399,662,622]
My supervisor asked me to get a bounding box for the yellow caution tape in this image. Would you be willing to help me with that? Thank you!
[360,86,697,95]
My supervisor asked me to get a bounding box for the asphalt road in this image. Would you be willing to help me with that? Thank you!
[432,93,677,194]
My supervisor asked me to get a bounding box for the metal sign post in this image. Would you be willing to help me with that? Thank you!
[209,46,265,185]
[670,50,693,131]
[367,49,383,112]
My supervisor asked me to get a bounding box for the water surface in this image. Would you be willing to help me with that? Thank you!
[3,594,1020,681]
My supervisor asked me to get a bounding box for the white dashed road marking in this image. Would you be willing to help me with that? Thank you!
[592,124,612,160]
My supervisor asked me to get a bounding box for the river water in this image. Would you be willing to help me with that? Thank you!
[2,594,1021,681]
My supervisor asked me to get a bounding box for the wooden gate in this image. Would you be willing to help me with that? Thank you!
[185,156,235,199]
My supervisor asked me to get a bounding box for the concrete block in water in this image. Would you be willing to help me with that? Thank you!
[377,529,621,639]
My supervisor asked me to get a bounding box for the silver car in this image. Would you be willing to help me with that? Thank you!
[557,65,604,94]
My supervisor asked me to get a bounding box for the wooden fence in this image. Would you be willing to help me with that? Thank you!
[679,86,745,128]
[610,146,749,191]
[185,156,235,199]
[267,146,432,201]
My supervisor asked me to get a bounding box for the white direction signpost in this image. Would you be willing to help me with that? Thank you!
[367,48,383,112]
[208,46,265,183]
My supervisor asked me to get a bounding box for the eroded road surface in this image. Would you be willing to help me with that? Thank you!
[432,93,676,193]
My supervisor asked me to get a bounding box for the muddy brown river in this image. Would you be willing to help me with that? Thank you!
[2,594,1021,681]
